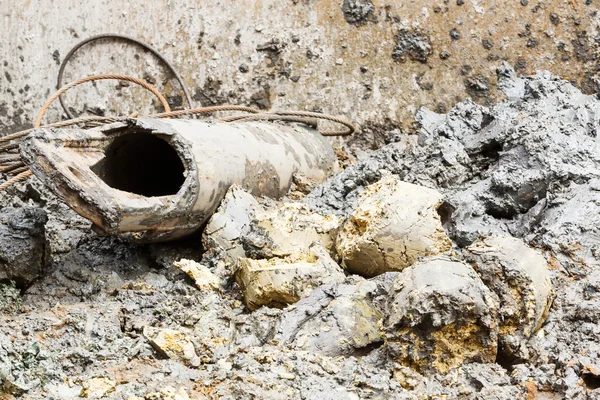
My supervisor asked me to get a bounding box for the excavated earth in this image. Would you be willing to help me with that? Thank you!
[1,65,600,399]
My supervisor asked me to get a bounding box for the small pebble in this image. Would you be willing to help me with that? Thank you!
[278,372,296,380]
[450,28,461,40]
[482,39,493,50]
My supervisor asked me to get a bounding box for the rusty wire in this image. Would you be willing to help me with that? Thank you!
[0,170,33,191]
[35,74,171,128]
[56,33,194,117]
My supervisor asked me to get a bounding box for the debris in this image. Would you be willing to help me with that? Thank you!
[582,364,600,390]
[142,386,194,400]
[201,184,260,279]
[243,202,341,259]
[236,245,345,310]
[5,61,600,398]
[536,179,600,272]
[0,207,47,285]
[173,259,220,290]
[342,0,374,26]
[278,372,296,380]
[2,374,40,396]
[20,118,336,242]
[143,327,200,367]
[464,235,554,361]
[391,29,433,63]
[202,186,341,280]
[336,175,452,277]
[385,257,499,374]
[275,277,388,356]
[391,365,425,391]
[0,281,21,314]
[80,377,117,399]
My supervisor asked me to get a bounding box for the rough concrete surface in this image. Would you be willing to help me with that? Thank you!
[2,1,600,149]
[2,1,600,399]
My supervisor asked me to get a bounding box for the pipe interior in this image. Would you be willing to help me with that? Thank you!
[91,132,185,197]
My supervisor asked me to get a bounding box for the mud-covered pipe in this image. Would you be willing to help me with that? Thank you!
[20,118,336,242]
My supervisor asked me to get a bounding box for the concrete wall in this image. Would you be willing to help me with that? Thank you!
[1,0,598,148]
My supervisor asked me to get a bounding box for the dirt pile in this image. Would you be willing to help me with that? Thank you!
[1,64,600,398]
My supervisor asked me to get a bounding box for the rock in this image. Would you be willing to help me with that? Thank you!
[342,0,374,26]
[452,363,522,398]
[202,185,259,279]
[563,268,600,324]
[143,327,200,367]
[391,365,425,391]
[143,386,194,400]
[275,276,391,356]
[582,364,600,391]
[336,175,452,277]
[0,207,48,285]
[202,186,341,280]
[231,306,282,349]
[464,235,554,361]
[173,259,220,290]
[288,173,320,199]
[391,29,433,63]
[536,179,600,272]
[236,245,345,310]
[385,257,498,374]
[243,202,341,259]
[0,280,22,314]
[3,375,40,396]
[80,377,116,399]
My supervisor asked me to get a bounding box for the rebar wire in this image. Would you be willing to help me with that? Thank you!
[35,74,170,128]
[56,33,194,117]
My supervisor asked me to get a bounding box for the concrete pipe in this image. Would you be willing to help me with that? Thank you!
[20,118,336,242]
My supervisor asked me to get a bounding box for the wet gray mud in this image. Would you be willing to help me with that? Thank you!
[1,64,600,399]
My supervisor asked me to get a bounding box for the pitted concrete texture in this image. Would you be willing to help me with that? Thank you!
[2,1,599,149]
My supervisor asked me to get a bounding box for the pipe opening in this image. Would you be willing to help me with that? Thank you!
[92,132,185,197]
